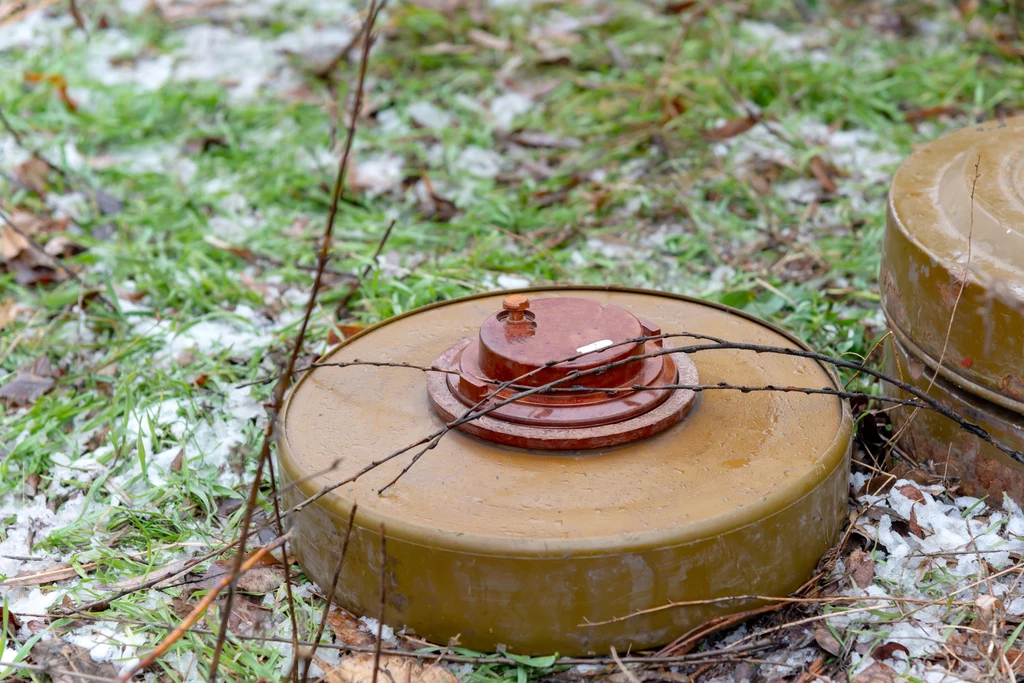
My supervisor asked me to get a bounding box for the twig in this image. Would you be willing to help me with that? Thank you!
[206,1,382,680]
[610,646,640,683]
[284,332,1024,510]
[266,456,301,683]
[68,0,87,33]
[891,155,981,446]
[334,218,397,318]
[58,539,240,614]
[372,523,387,683]
[114,533,291,683]
[584,593,976,627]
[301,504,358,683]
[237,359,459,389]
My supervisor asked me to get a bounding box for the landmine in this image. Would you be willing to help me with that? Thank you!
[278,288,852,654]
[881,117,1024,502]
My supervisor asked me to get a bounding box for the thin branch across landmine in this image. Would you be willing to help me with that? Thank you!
[278,330,1022,516]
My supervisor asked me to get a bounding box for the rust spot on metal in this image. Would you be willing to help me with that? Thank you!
[1002,375,1024,402]
[960,357,973,370]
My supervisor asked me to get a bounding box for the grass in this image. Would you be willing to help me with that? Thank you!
[1,0,1023,680]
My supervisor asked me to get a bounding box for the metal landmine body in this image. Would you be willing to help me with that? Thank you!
[881,117,1024,501]
[278,288,852,655]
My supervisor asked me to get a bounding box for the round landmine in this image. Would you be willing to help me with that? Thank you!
[884,335,1024,503]
[881,116,1024,412]
[278,287,852,655]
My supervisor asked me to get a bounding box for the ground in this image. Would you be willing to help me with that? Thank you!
[1,0,1024,681]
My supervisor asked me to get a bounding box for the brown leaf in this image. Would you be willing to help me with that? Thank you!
[420,42,476,56]
[663,0,697,13]
[996,42,1024,58]
[704,116,758,142]
[327,323,367,346]
[324,654,458,683]
[846,549,875,589]
[1005,649,1024,674]
[112,558,191,591]
[467,29,511,51]
[43,235,86,258]
[182,135,230,155]
[871,641,910,662]
[0,298,20,331]
[1,563,80,588]
[327,606,375,646]
[201,561,283,594]
[14,157,54,194]
[809,155,838,193]
[975,594,1001,624]
[897,484,925,503]
[813,625,843,656]
[1,224,31,261]
[851,661,896,683]
[225,593,270,633]
[204,235,258,263]
[908,505,925,539]
[903,468,945,486]
[860,474,895,496]
[509,130,583,149]
[24,72,78,113]
[904,104,962,124]
[30,638,119,683]
[0,357,56,406]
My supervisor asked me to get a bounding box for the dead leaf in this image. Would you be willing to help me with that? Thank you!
[663,0,697,12]
[897,484,925,503]
[0,563,83,588]
[904,104,962,124]
[467,28,511,51]
[0,357,56,406]
[509,130,583,149]
[861,474,895,496]
[1,224,31,261]
[908,505,925,539]
[0,298,20,331]
[226,593,270,633]
[324,654,458,683]
[201,561,283,594]
[204,235,258,263]
[871,641,910,662]
[327,606,375,646]
[327,323,367,346]
[30,638,119,683]
[112,558,191,591]
[182,135,230,155]
[14,157,53,194]
[851,661,896,683]
[846,549,875,589]
[903,468,945,486]
[704,116,758,142]
[24,72,78,113]
[1005,649,1024,674]
[808,155,838,193]
[43,235,85,258]
[420,42,476,56]
[813,625,843,656]
[975,594,1001,624]
[996,42,1024,58]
